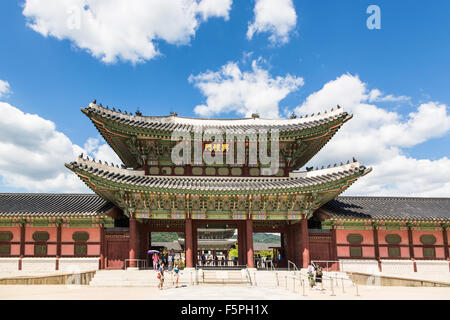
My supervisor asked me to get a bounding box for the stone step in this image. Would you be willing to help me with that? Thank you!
[89,270,351,287]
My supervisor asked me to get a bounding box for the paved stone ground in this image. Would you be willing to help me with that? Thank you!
[0,285,449,300]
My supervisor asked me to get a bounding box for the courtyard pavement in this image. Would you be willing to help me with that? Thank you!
[0,284,449,300]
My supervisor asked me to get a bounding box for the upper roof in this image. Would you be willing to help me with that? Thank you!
[321,196,450,221]
[81,102,352,170]
[0,193,113,217]
[66,156,370,195]
[82,102,350,133]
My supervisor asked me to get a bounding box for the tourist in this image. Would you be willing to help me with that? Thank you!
[163,250,168,266]
[315,266,323,286]
[214,255,218,266]
[152,253,158,270]
[174,264,180,288]
[157,263,165,290]
[167,250,173,271]
[201,253,206,266]
[307,264,315,288]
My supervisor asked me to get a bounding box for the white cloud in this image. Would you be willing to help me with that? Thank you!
[22,0,232,64]
[197,0,232,21]
[346,155,450,197]
[0,101,86,192]
[189,59,303,118]
[84,137,122,165]
[0,80,11,98]
[247,0,297,44]
[294,74,450,196]
[368,89,410,103]
[0,89,121,192]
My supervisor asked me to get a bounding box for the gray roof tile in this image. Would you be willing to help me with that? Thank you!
[0,193,113,217]
[66,158,370,193]
[322,196,450,220]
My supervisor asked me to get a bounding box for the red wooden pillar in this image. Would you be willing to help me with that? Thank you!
[300,218,310,268]
[128,213,138,268]
[373,225,381,272]
[331,225,338,270]
[407,225,417,272]
[237,221,245,265]
[283,225,290,264]
[442,225,449,261]
[284,224,294,266]
[55,223,62,270]
[138,222,148,265]
[242,221,248,265]
[246,219,254,268]
[291,224,297,266]
[294,222,304,267]
[192,221,198,267]
[100,224,105,269]
[19,223,25,271]
[185,218,194,268]
[149,230,152,249]
[280,232,286,267]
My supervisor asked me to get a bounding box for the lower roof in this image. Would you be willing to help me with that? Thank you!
[0,193,448,221]
[0,193,113,217]
[322,196,450,221]
[65,157,369,194]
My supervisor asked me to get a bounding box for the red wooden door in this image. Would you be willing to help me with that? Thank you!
[106,240,128,269]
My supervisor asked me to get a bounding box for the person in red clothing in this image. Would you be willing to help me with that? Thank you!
[152,253,159,270]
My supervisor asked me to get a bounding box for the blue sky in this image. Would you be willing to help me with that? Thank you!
[0,0,449,195]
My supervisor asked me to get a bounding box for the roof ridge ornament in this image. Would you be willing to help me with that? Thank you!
[251,113,260,119]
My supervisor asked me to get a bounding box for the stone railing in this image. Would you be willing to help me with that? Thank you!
[0,270,97,285]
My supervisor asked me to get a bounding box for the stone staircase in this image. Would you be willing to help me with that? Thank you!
[88,268,352,288]
[197,269,249,285]
[89,269,194,287]
[249,269,351,288]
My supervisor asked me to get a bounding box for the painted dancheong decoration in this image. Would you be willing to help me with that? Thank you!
[66,101,371,222]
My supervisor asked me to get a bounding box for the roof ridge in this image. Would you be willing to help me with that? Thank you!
[336,196,450,200]
[0,192,98,196]
[84,102,348,124]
